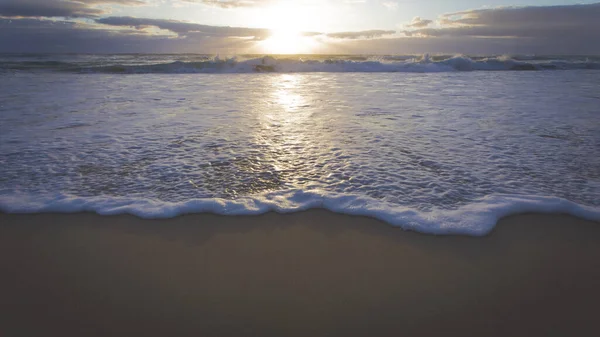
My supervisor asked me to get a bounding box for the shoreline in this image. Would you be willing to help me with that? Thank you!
[1,210,599,336]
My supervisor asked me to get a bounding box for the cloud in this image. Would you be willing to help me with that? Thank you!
[405,17,432,28]
[2,3,600,55]
[406,3,600,40]
[0,17,253,53]
[331,35,529,55]
[0,0,147,18]
[0,0,100,18]
[96,16,271,39]
[77,0,147,4]
[96,17,396,41]
[84,0,146,3]
[326,29,395,40]
[179,0,358,9]
[381,1,398,11]
[179,0,270,8]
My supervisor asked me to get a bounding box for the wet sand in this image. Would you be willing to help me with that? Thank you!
[1,210,599,337]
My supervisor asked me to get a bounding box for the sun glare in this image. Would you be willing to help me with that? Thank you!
[256,2,319,54]
[261,30,315,54]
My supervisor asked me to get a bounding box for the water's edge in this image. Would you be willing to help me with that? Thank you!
[2,192,599,236]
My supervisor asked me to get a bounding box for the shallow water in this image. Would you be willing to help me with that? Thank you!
[1,68,599,235]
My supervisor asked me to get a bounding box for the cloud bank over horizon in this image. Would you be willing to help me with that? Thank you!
[0,0,146,18]
[0,1,599,54]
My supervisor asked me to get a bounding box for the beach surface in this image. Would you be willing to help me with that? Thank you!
[1,211,599,337]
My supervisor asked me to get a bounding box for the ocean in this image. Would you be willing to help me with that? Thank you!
[1,53,599,235]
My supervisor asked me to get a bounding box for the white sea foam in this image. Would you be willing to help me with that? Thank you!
[1,68,599,235]
[2,54,599,74]
[73,56,600,73]
[1,191,599,236]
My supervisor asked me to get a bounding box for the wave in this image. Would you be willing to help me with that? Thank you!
[1,190,599,236]
[2,54,600,74]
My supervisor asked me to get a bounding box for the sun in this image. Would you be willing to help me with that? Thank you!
[260,29,315,54]
[255,2,319,54]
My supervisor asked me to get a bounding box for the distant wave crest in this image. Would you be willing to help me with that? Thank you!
[2,54,600,74]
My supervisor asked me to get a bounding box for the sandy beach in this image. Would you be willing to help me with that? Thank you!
[3,1,600,335]
[0,210,599,336]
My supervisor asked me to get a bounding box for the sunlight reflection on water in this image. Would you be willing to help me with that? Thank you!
[1,72,599,210]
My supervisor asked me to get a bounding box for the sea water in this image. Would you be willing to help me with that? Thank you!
[1,54,599,235]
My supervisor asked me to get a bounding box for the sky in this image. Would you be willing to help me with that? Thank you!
[1,0,599,54]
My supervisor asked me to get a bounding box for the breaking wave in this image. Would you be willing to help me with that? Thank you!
[2,54,600,74]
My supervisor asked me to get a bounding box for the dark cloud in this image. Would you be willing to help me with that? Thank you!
[406,3,600,40]
[406,17,432,28]
[396,3,600,55]
[0,0,146,18]
[326,30,395,40]
[0,18,252,53]
[180,0,271,8]
[80,0,146,4]
[96,16,271,39]
[437,3,600,28]
[2,3,600,55]
[0,0,100,18]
